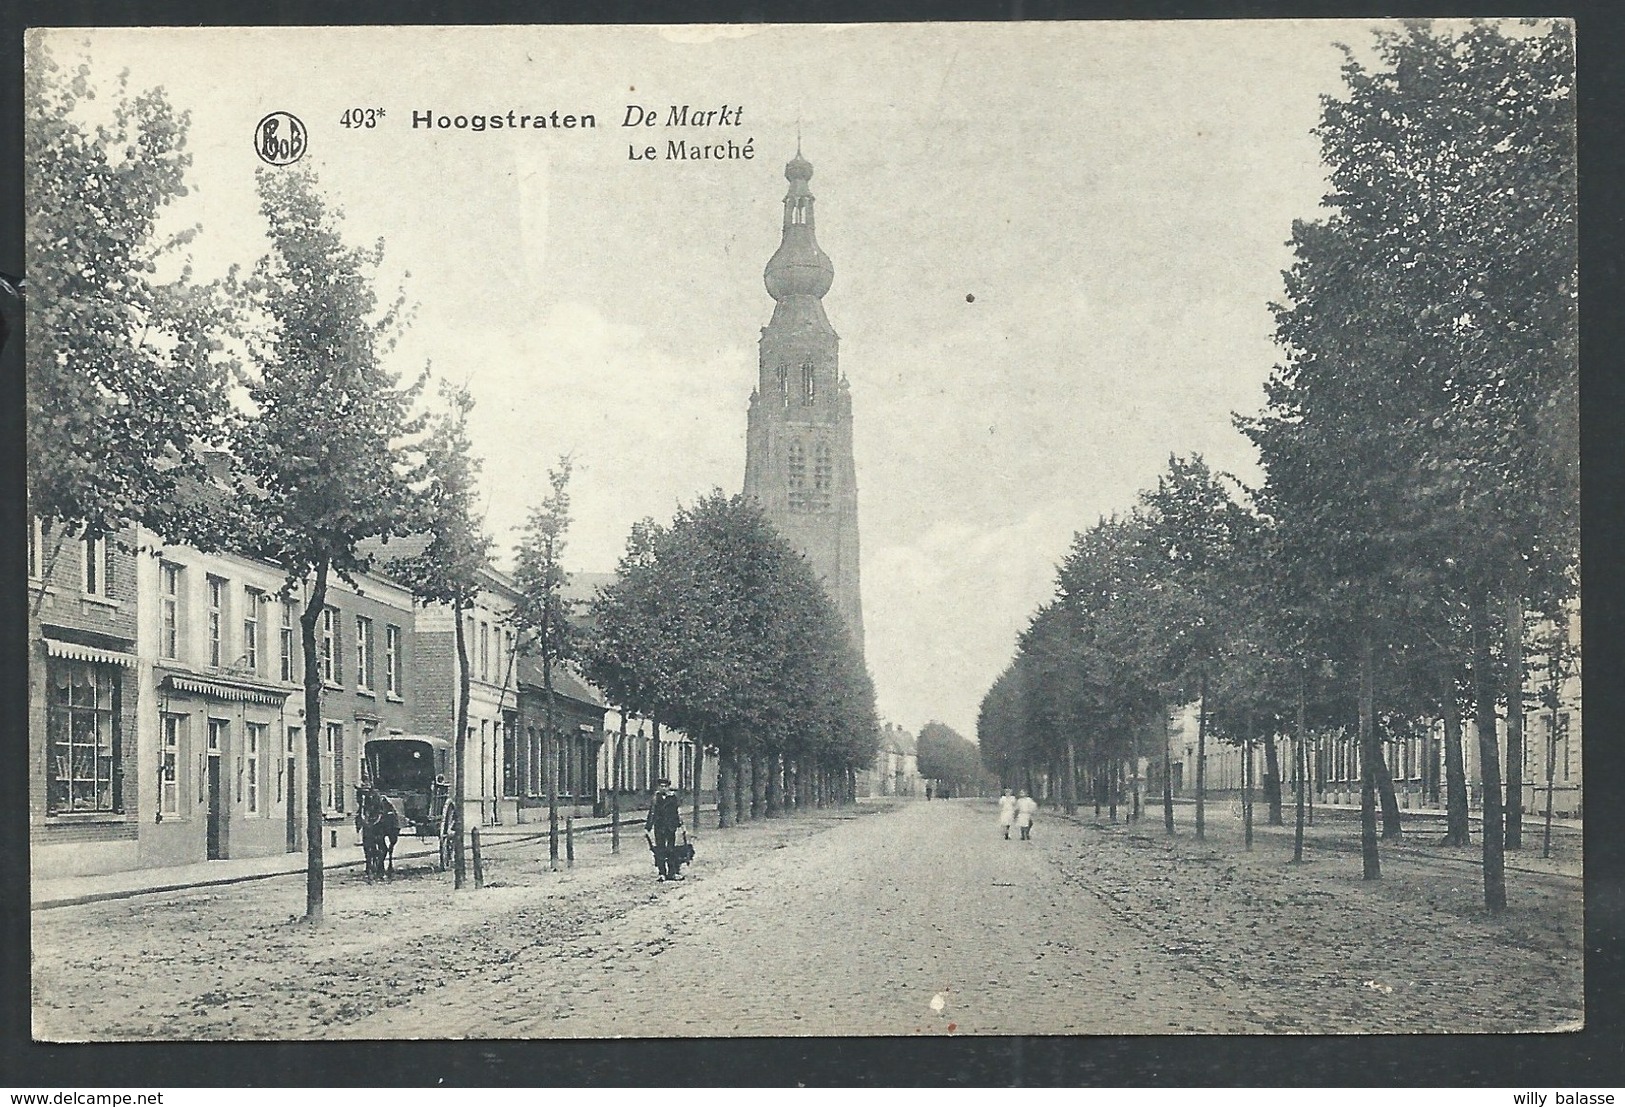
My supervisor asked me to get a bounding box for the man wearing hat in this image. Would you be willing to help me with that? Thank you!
[645,778,684,881]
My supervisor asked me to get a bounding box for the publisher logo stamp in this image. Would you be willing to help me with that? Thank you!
[255,111,307,166]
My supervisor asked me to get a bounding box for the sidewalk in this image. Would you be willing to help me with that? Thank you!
[1158,793,1583,831]
[1073,795,1583,880]
[30,813,654,911]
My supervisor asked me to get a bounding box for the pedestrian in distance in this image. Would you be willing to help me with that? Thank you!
[1016,790,1038,840]
[645,778,685,881]
[998,789,1016,839]
[925,783,933,802]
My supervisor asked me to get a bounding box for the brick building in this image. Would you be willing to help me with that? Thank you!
[28,521,144,877]
[402,566,524,826]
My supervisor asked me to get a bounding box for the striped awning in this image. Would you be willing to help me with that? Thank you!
[42,637,137,668]
[164,674,292,706]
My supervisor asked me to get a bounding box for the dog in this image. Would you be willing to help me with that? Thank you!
[670,835,696,875]
[648,831,696,880]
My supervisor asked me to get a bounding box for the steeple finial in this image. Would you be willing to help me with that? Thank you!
[765,144,833,301]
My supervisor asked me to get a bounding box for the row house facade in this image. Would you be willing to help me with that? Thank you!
[598,709,717,813]
[29,518,423,878]
[512,657,608,821]
[1160,610,1583,819]
[31,516,725,877]
[406,566,524,826]
[134,535,419,871]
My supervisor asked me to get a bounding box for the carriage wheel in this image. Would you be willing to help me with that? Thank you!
[438,802,457,872]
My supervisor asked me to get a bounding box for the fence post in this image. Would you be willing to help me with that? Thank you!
[566,816,575,867]
[471,827,485,889]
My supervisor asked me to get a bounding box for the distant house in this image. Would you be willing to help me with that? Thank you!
[859,723,923,798]
[1154,606,1581,820]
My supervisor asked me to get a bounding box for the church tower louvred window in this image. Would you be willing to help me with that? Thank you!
[788,440,807,511]
[801,361,816,405]
[813,441,833,509]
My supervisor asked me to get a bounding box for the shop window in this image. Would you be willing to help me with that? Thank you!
[47,660,121,814]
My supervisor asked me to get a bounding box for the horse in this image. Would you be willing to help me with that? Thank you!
[355,786,400,879]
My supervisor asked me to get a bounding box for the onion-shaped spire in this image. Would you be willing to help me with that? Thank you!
[764,149,833,301]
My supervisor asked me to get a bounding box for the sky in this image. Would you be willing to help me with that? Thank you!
[33,20,1439,739]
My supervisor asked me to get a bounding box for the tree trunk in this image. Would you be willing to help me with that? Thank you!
[544,649,559,872]
[1243,711,1254,851]
[1160,702,1174,835]
[1065,736,1078,816]
[1472,590,1508,911]
[1504,588,1525,850]
[1293,660,1307,863]
[766,751,782,817]
[1108,757,1118,822]
[1542,650,1560,860]
[691,734,703,831]
[1263,732,1283,827]
[611,713,624,854]
[716,743,733,828]
[732,747,747,824]
[452,598,471,888]
[298,560,331,922]
[1130,719,1141,823]
[1358,628,1381,881]
[1439,661,1471,846]
[750,752,766,819]
[1372,725,1402,839]
[1196,667,1208,842]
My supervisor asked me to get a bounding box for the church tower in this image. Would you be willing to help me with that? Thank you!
[743,149,864,652]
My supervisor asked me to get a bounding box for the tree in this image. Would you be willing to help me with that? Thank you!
[25,47,234,558]
[512,457,578,872]
[590,492,877,827]
[1135,455,1260,836]
[383,381,493,889]
[916,722,985,797]
[231,166,424,923]
[1246,21,1577,909]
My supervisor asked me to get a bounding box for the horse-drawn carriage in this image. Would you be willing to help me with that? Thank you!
[355,733,457,876]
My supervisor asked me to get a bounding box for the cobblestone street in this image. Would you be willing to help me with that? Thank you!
[32,799,1581,1040]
